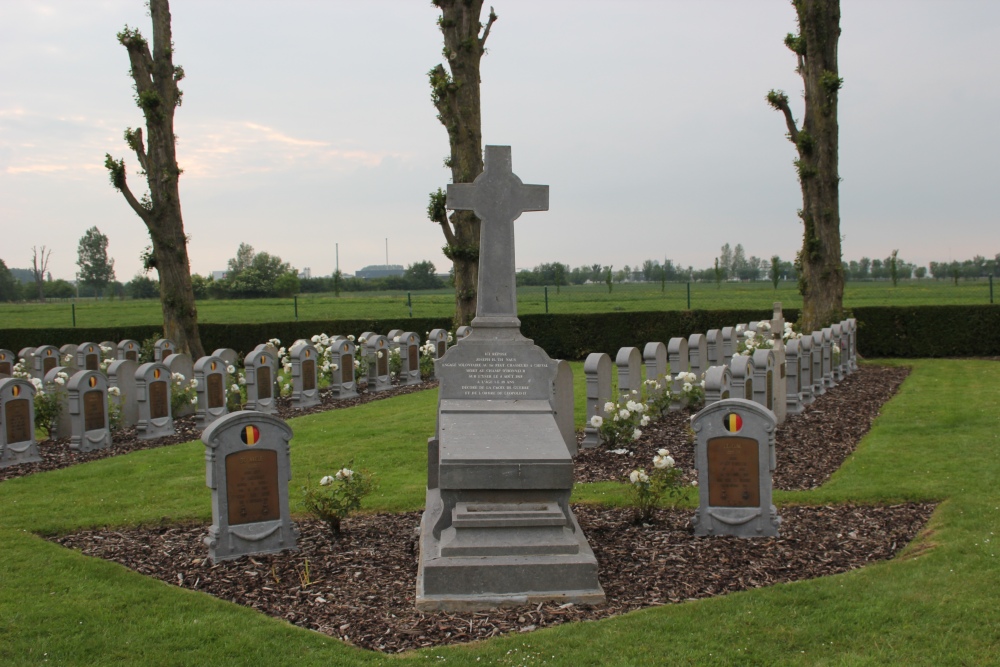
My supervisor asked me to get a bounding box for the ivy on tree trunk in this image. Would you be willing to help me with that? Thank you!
[767,0,844,332]
[104,0,204,358]
[427,0,497,327]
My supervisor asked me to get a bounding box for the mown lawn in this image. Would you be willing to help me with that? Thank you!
[0,359,997,665]
[0,278,993,329]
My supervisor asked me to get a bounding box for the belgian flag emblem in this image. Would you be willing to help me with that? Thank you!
[723,413,743,432]
[241,425,261,446]
[89,376,98,388]
[12,385,20,397]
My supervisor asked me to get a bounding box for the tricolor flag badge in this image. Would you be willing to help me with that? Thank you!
[723,412,743,432]
[12,385,20,397]
[154,368,161,379]
[211,361,217,371]
[241,425,261,446]
[89,376,98,388]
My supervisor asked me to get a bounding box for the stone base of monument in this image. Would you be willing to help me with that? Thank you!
[416,489,605,611]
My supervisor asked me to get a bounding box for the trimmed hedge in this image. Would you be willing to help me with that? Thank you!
[2,305,996,361]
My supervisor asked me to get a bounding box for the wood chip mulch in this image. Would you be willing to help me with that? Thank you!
[54,502,935,653]
[574,365,910,490]
[0,379,436,483]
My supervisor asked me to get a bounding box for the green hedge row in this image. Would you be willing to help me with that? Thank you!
[2,305,996,361]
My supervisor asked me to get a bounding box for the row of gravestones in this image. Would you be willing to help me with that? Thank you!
[581,303,858,448]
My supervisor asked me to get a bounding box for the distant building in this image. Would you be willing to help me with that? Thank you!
[355,264,405,279]
[212,270,227,281]
[298,267,311,279]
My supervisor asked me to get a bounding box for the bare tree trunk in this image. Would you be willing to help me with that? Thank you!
[767,0,844,331]
[30,246,51,302]
[104,0,204,357]
[427,1,497,326]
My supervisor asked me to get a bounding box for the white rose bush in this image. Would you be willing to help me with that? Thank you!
[302,460,376,537]
[626,448,685,523]
[595,392,649,450]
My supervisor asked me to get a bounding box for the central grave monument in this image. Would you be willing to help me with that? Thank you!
[416,146,604,611]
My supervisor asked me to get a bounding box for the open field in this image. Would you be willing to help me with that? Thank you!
[0,278,994,329]
[1,359,998,665]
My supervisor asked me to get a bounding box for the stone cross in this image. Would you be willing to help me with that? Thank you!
[447,145,548,328]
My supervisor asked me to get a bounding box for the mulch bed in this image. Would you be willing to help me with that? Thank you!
[0,380,436,483]
[574,365,911,490]
[55,502,934,653]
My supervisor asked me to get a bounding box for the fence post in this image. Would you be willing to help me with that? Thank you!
[545,286,549,314]
[686,282,691,310]
[991,275,994,304]
[72,303,76,327]
[408,291,413,318]
[294,295,298,321]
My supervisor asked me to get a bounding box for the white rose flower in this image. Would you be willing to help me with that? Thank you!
[744,331,755,339]
[759,321,771,332]
[632,428,642,440]
[629,470,649,484]
[683,382,693,393]
[190,396,197,404]
[692,480,699,487]
[231,384,240,393]
[238,376,246,385]
[348,335,355,341]
[54,376,65,386]
[833,344,841,354]
[626,400,638,411]
[335,468,354,481]
[311,335,320,343]
[618,408,630,419]
[377,351,384,359]
[640,415,650,426]
[332,364,339,371]
[629,470,641,484]
[590,415,603,428]
[604,401,616,413]
[227,365,236,374]
[191,378,199,389]
[63,354,72,363]
[653,454,675,469]
[320,475,334,486]
[108,386,121,396]
[393,336,400,343]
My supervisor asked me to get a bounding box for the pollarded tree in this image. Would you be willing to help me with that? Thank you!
[767,0,844,331]
[76,226,116,298]
[426,0,498,326]
[104,0,204,357]
[30,246,52,302]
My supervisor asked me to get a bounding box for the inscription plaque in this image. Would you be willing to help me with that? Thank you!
[256,366,272,399]
[0,361,10,375]
[208,374,225,409]
[85,354,100,371]
[408,345,419,372]
[744,378,753,400]
[149,381,169,419]
[83,390,105,431]
[302,360,316,391]
[43,356,57,375]
[443,349,548,399]
[126,350,138,362]
[437,341,446,358]
[225,449,280,525]
[342,354,354,383]
[5,399,31,443]
[707,436,759,507]
[766,369,773,410]
[377,352,388,376]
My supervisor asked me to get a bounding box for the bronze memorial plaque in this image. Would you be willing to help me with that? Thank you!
[5,398,31,443]
[766,369,773,410]
[149,380,169,419]
[707,436,760,507]
[302,359,316,391]
[408,345,419,372]
[207,373,225,409]
[225,449,280,525]
[0,361,12,376]
[377,352,388,377]
[341,354,353,383]
[256,366,272,400]
[85,354,100,371]
[437,341,445,358]
[125,350,138,362]
[84,390,105,431]
[744,378,753,400]
[43,356,57,375]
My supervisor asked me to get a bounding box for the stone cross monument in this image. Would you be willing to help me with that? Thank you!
[416,146,603,611]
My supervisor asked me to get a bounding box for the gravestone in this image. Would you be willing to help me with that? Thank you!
[366,335,392,393]
[428,329,449,379]
[76,342,102,372]
[784,338,805,415]
[768,303,788,425]
[212,348,239,369]
[0,378,42,467]
[553,359,575,456]
[165,353,196,417]
[687,333,708,380]
[153,338,176,363]
[288,341,320,409]
[328,339,358,399]
[798,335,816,407]
[0,349,15,377]
[135,362,175,439]
[810,332,826,396]
[847,318,859,370]
[455,326,472,341]
[831,323,847,380]
[387,329,405,351]
[203,411,298,562]
[44,366,72,438]
[32,345,60,380]
[667,337,689,410]
[99,342,117,360]
[244,347,279,414]
[418,145,603,611]
[399,332,423,386]
[706,329,722,365]
[730,355,755,401]
[194,355,229,428]
[118,339,141,362]
[748,321,759,332]
[751,348,776,412]
[60,344,80,372]
[703,365,732,407]
[821,328,835,388]
[642,342,667,386]
[615,346,642,400]
[18,347,35,365]
[691,398,780,537]
[67,370,112,452]
[582,352,612,448]
[721,326,736,366]
[107,359,139,427]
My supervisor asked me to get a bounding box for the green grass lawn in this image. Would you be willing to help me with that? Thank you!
[1,278,993,328]
[0,359,998,665]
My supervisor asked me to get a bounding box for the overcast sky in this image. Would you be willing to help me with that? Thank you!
[1,0,998,282]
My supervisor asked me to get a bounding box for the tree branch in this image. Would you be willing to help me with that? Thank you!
[479,6,497,49]
[766,90,799,144]
[440,218,458,247]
